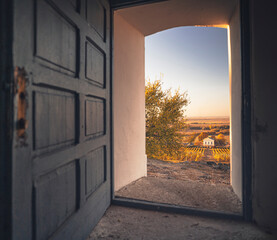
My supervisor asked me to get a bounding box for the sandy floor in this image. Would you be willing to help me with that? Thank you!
[147,158,230,185]
[116,177,242,213]
[115,159,242,214]
[89,206,275,240]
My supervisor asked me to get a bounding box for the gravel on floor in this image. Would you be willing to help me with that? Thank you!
[116,176,242,214]
[147,158,230,185]
[89,205,275,240]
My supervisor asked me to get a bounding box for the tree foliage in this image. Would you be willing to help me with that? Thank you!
[198,132,209,141]
[145,79,190,161]
[186,133,198,144]
[216,133,226,145]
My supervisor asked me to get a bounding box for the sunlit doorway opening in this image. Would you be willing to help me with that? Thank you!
[112,0,243,217]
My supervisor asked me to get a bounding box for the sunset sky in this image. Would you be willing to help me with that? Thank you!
[145,26,229,117]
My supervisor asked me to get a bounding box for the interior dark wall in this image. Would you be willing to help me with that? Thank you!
[250,0,277,233]
[0,0,13,239]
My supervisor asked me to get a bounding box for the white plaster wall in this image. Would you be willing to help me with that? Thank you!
[229,3,242,200]
[113,13,147,191]
[117,0,237,36]
[250,0,277,233]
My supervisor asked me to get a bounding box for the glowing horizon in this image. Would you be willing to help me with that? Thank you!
[145,26,230,118]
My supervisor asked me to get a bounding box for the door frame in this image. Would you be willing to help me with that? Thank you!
[0,0,13,239]
[110,0,252,221]
[240,0,252,221]
[0,1,253,238]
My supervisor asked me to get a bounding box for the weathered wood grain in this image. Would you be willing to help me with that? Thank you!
[11,0,111,239]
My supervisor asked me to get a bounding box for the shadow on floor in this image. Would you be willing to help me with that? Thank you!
[89,205,274,240]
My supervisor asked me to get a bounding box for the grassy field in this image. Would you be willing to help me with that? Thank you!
[181,116,230,145]
[177,117,231,163]
[148,117,231,163]
[186,116,229,125]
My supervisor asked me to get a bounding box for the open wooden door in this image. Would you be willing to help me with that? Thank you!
[11,0,111,239]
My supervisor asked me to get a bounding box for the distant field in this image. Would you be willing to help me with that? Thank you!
[186,116,229,126]
[181,116,230,145]
[184,117,230,131]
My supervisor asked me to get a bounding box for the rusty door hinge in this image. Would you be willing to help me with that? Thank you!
[14,67,28,146]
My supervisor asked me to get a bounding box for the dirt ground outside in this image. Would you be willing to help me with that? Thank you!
[147,158,230,185]
[116,158,242,214]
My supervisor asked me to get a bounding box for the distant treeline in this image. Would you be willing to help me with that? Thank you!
[189,125,229,130]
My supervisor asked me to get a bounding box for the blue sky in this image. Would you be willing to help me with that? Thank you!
[145,26,229,117]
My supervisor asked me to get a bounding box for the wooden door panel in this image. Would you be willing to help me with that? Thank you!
[86,0,106,40]
[33,88,76,154]
[36,0,78,75]
[12,0,111,239]
[34,161,77,240]
[85,97,105,138]
[85,39,106,87]
[85,147,106,196]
